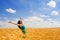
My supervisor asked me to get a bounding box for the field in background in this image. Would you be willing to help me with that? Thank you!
[0,28,60,40]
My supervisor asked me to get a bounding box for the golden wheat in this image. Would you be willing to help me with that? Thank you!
[0,28,60,40]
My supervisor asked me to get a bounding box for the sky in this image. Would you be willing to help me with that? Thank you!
[0,0,60,28]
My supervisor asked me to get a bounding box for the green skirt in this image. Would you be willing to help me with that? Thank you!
[21,25,26,34]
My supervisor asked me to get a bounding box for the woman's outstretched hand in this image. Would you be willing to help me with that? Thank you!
[8,21,12,23]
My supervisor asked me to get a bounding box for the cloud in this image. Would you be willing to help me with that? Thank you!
[0,21,2,24]
[23,16,44,28]
[24,16,43,22]
[0,21,17,28]
[47,0,56,8]
[0,16,60,28]
[23,16,60,28]
[51,11,59,16]
[6,8,16,14]
[48,18,57,23]
[40,14,50,18]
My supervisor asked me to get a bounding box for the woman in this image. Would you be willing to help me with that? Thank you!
[9,18,26,38]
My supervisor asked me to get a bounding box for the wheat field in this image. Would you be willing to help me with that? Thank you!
[0,28,60,40]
